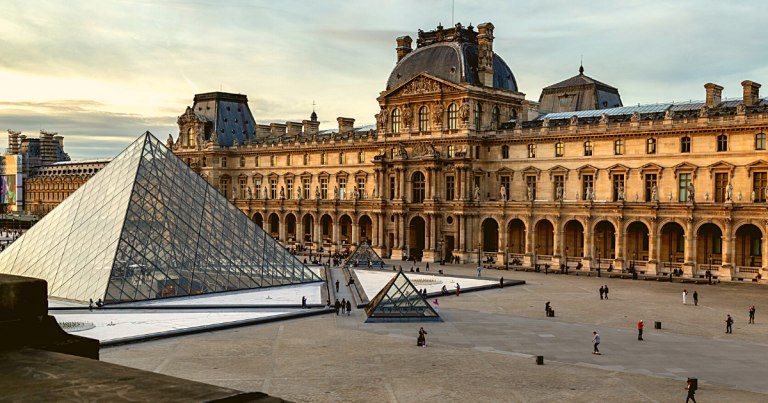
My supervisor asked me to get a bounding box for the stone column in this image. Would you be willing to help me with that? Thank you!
[457,214,463,252]
[296,218,303,246]
[315,218,323,252]
[646,219,658,275]
[352,222,359,246]
[400,169,407,201]
[372,213,379,247]
[332,217,340,252]
[614,221,625,271]
[278,214,286,242]
[426,168,432,200]
[456,168,463,201]
[721,218,734,280]
[465,169,473,200]
[683,218,696,276]
[763,220,768,271]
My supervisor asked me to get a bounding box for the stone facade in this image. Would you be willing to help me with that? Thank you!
[23,159,110,215]
[170,22,768,282]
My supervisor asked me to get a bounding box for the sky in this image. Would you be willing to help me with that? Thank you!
[1,0,767,159]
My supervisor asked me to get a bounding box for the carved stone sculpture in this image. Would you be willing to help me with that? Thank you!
[500,185,507,201]
[651,185,658,202]
[474,185,480,201]
[279,186,285,199]
[315,186,320,200]
[726,183,733,201]
[247,187,252,200]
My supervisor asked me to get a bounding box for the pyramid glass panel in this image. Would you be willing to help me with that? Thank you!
[0,132,321,304]
[364,270,442,323]
[342,242,386,269]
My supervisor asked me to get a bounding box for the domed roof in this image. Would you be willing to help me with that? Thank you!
[386,42,517,92]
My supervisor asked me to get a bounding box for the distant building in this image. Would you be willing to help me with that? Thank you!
[4,130,109,215]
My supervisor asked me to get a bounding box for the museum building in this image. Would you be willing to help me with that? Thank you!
[35,22,768,281]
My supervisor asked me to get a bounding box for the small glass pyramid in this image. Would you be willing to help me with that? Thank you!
[342,242,386,269]
[364,269,442,323]
[0,132,321,304]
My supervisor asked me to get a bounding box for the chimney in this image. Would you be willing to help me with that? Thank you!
[269,123,286,136]
[286,122,302,136]
[7,130,20,155]
[255,124,270,139]
[477,22,495,87]
[396,36,412,62]
[741,80,761,107]
[337,117,355,133]
[302,120,320,136]
[704,83,723,108]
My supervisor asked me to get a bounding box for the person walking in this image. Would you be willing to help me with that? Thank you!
[637,320,644,341]
[455,283,461,296]
[335,280,340,293]
[340,298,347,315]
[426,262,430,271]
[748,305,756,324]
[301,296,307,309]
[725,314,734,333]
[345,299,352,316]
[685,378,698,403]
[417,327,428,348]
[592,331,601,355]
[433,298,439,314]
[334,298,341,315]
[682,289,687,305]
[499,277,504,288]
[599,285,604,300]
[693,290,698,306]
[603,285,609,299]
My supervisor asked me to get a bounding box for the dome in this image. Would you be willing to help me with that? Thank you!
[386,42,517,92]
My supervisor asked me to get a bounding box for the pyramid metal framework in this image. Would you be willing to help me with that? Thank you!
[0,132,321,304]
[364,270,442,323]
[342,242,386,269]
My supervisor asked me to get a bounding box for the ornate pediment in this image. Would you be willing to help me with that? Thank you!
[673,162,698,179]
[576,164,599,179]
[607,163,630,174]
[383,73,464,98]
[520,166,541,179]
[547,165,570,180]
[639,162,663,179]
[746,159,768,177]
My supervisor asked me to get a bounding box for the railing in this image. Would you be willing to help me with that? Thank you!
[698,264,719,271]
[737,266,761,274]
[508,253,525,260]
[630,260,647,268]
[566,257,582,263]
[537,255,553,262]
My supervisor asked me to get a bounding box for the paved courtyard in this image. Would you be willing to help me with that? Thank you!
[102,261,768,402]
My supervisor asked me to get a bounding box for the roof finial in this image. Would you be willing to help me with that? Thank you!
[579,54,584,75]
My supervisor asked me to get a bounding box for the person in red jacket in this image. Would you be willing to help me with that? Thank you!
[637,320,644,341]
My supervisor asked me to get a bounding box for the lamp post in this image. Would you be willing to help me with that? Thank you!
[597,247,601,277]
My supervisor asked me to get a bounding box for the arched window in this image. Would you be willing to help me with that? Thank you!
[474,103,482,131]
[187,128,196,147]
[510,109,518,121]
[447,103,458,130]
[584,140,593,156]
[501,145,509,159]
[411,171,425,203]
[646,138,657,154]
[680,136,691,153]
[492,106,500,128]
[614,139,625,155]
[391,108,401,133]
[555,142,564,157]
[717,134,728,152]
[756,132,767,150]
[418,106,429,132]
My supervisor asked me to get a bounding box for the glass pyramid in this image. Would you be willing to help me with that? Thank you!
[0,132,321,304]
[342,242,386,269]
[364,269,442,323]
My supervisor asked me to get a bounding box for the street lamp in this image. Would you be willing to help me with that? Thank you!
[597,247,601,276]
[438,238,444,265]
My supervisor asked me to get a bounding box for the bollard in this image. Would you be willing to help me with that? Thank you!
[536,355,544,365]
[654,321,662,329]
